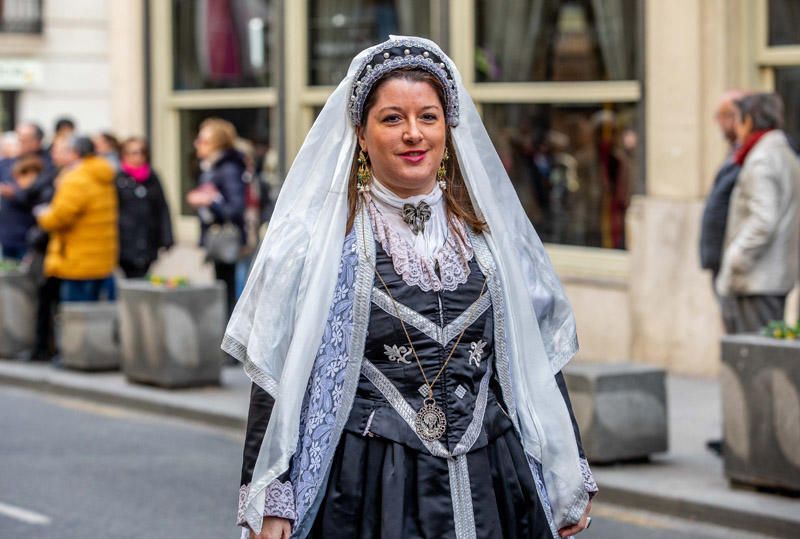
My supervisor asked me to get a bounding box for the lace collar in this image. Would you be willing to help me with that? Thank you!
[367,198,474,293]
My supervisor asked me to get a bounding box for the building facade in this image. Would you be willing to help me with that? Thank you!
[3,0,799,375]
[0,0,144,137]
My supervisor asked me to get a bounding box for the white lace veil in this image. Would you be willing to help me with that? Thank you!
[224,36,587,534]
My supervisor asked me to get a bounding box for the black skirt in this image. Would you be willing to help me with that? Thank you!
[308,403,553,539]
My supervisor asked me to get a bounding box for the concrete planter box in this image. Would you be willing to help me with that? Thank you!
[59,302,119,371]
[117,280,225,388]
[721,334,800,492]
[0,270,37,358]
[563,361,668,463]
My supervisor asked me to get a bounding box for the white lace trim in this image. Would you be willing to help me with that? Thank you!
[367,200,473,292]
[237,484,249,526]
[237,480,296,531]
[580,458,599,496]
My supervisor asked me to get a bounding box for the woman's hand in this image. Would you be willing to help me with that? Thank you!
[186,188,214,208]
[558,500,592,537]
[248,516,291,539]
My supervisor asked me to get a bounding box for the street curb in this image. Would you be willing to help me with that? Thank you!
[596,480,796,538]
[0,368,247,431]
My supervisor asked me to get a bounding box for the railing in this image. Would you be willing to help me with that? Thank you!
[0,0,43,34]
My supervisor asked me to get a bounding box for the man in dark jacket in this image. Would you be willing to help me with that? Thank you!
[699,90,746,457]
[699,91,747,281]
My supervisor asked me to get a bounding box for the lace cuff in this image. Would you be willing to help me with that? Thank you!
[237,480,297,530]
[580,458,599,497]
[263,479,296,520]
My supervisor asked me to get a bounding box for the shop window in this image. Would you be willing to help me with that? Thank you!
[475,0,638,83]
[775,67,800,151]
[178,108,273,215]
[482,102,639,249]
[172,0,274,90]
[308,0,433,86]
[768,0,800,47]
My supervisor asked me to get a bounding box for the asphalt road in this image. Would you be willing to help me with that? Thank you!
[0,386,774,539]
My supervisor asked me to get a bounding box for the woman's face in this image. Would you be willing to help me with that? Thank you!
[358,78,446,198]
[121,142,147,168]
[194,127,217,160]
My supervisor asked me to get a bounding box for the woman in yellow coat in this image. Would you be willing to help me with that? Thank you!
[37,136,117,301]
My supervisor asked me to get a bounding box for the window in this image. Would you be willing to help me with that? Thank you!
[483,102,638,249]
[475,0,638,82]
[178,108,273,215]
[0,0,42,33]
[775,67,800,151]
[308,0,433,86]
[471,0,641,250]
[768,0,800,47]
[172,0,275,90]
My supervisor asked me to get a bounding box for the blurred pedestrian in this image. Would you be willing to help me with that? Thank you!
[37,136,118,303]
[700,90,747,284]
[232,137,268,297]
[116,136,173,278]
[0,123,54,260]
[0,130,19,161]
[186,118,246,320]
[17,123,53,170]
[53,117,76,142]
[0,156,43,260]
[93,131,121,171]
[716,93,800,333]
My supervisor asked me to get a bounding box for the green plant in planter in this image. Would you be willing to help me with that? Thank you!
[147,275,190,289]
[0,260,20,272]
[763,320,800,340]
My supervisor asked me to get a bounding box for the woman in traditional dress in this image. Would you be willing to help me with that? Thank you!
[226,36,596,539]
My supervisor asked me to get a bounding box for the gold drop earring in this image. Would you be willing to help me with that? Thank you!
[437,147,449,190]
[357,150,371,193]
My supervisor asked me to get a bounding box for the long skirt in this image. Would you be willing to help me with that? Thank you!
[308,413,553,539]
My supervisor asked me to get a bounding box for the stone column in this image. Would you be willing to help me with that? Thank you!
[108,0,145,137]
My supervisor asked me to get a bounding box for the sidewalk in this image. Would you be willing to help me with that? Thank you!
[1,360,798,537]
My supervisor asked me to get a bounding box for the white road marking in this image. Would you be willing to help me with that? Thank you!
[0,501,51,525]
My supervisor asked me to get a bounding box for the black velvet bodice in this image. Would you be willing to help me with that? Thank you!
[343,241,513,455]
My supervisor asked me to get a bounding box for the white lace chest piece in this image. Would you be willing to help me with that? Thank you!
[367,200,474,293]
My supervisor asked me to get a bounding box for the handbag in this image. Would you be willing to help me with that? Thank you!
[204,222,241,264]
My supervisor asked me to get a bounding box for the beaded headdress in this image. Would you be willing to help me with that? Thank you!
[349,38,460,127]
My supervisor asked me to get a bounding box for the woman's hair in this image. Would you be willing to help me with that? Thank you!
[200,118,238,151]
[12,155,43,179]
[346,68,485,234]
[121,136,150,161]
[98,131,121,154]
[734,93,785,131]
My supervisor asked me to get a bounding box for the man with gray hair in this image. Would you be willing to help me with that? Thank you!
[716,92,800,333]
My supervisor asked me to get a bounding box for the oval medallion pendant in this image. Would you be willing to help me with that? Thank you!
[415,399,446,442]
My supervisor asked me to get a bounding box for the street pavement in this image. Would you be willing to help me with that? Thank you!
[0,386,777,539]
